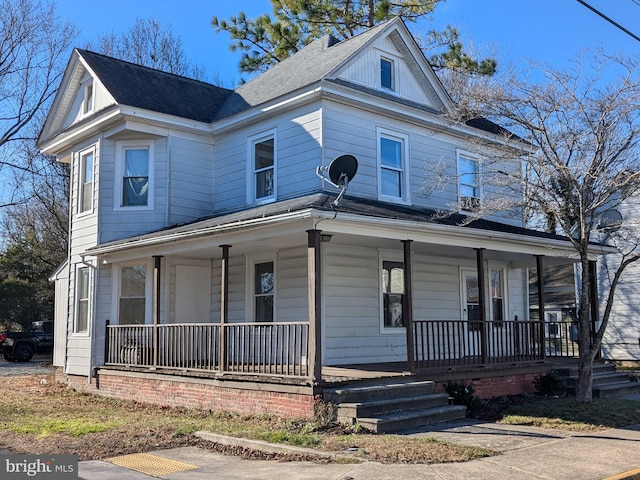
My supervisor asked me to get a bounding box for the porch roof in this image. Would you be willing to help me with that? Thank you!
[86,193,608,261]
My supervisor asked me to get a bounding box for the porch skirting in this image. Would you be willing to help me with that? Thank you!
[55,368,317,419]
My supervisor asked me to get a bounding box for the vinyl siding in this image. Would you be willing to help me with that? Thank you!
[213,104,323,212]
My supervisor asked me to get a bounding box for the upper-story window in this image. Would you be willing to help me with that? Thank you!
[248,131,276,204]
[380,57,394,91]
[83,82,94,114]
[115,141,154,210]
[378,128,409,203]
[79,148,94,214]
[458,151,481,211]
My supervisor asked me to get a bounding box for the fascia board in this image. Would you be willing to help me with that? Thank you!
[38,107,122,155]
[211,86,322,136]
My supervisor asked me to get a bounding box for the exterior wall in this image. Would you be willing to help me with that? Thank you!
[322,101,523,226]
[167,134,214,225]
[58,370,316,419]
[323,243,528,366]
[434,371,541,399]
[52,265,69,368]
[212,103,323,212]
[337,34,433,108]
[600,197,640,360]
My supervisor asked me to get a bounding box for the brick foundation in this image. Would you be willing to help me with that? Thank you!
[434,372,540,399]
[55,369,316,419]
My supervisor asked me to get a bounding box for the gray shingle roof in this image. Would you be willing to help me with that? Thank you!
[77,49,233,123]
[214,20,393,120]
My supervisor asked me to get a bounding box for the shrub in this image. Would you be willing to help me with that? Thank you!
[445,381,480,415]
[534,372,564,396]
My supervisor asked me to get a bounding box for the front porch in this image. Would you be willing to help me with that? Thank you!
[103,317,573,385]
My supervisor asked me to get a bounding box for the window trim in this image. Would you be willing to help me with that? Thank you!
[377,127,410,204]
[246,254,276,323]
[489,265,508,328]
[74,265,92,335]
[82,79,94,116]
[247,130,277,205]
[379,250,406,334]
[376,49,399,93]
[114,140,154,211]
[78,147,95,215]
[112,260,153,325]
[457,150,482,211]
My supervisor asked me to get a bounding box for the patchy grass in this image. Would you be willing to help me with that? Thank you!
[0,374,496,463]
[498,397,640,431]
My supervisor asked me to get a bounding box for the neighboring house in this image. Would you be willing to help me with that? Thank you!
[38,18,589,419]
[598,201,640,362]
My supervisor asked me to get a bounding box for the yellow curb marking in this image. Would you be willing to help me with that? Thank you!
[603,467,640,480]
[106,452,199,477]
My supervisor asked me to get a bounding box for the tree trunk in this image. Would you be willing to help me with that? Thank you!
[574,254,594,402]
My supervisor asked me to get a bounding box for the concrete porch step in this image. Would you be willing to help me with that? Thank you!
[593,381,640,399]
[357,404,468,434]
[553,362,640,398]
[324,379,436,404]
[336,392,451,421]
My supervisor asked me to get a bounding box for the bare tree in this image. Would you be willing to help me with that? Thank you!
[89,18,207,81]
[433,49,640,402]
[0,0,76,149]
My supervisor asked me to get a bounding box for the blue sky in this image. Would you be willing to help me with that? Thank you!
[55,0,640,87]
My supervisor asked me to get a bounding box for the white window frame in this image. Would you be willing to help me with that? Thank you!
[74,265,92,335]
[112,260,153,325]
[114,140,154,211]
[377,127,410,204]
[247,130,277,205]
[457,150,481,211]
[379,250,406,334]
[78,147,95,215]
[246,254,276,323]
[489,265,508,327]
[82,79,94,115]
[376,50,399,92]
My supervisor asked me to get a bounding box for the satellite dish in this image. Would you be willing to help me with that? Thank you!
[599,209,623,233]
[316,154,358,206]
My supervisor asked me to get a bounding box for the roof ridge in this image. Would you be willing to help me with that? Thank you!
[76,48,228,90]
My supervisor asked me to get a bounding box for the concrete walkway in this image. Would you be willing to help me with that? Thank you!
[79,419,640,480]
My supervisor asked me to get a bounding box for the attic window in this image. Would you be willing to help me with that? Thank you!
[83,81,94,114]
[380,57,394,91]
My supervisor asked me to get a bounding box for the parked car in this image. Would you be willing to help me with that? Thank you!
[0,321,54,362]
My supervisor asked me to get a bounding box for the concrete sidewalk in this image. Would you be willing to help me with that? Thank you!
[78,419,640,480]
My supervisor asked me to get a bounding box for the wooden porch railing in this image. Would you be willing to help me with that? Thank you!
[104,321,309,379]
[412,319,547,370]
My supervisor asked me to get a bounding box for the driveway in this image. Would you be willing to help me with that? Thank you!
[0,356,55,376]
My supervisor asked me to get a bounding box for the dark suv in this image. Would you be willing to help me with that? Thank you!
[0,321,54,362]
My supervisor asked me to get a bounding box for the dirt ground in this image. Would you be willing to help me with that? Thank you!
[0,371,498,463]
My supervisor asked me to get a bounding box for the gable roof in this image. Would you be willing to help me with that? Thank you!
[76,49,233,123]
[216,17,451,119]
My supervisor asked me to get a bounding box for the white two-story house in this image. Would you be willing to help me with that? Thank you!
[39,18,587,423]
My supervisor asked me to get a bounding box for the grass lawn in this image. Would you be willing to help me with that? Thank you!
[1,373,640,463]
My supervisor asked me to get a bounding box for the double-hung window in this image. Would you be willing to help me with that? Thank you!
[119,265,147,325]
[115,141,153,209]
[253,261,274,322]
[490,268,505,327]
[249,131,276,204]
[79,149,94,213]
[381,260,405,330]
[378,129,409,202]
[75,267,90,333]
[458,151,481,211]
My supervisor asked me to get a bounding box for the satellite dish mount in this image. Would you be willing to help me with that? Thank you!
[316,154,358,206]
